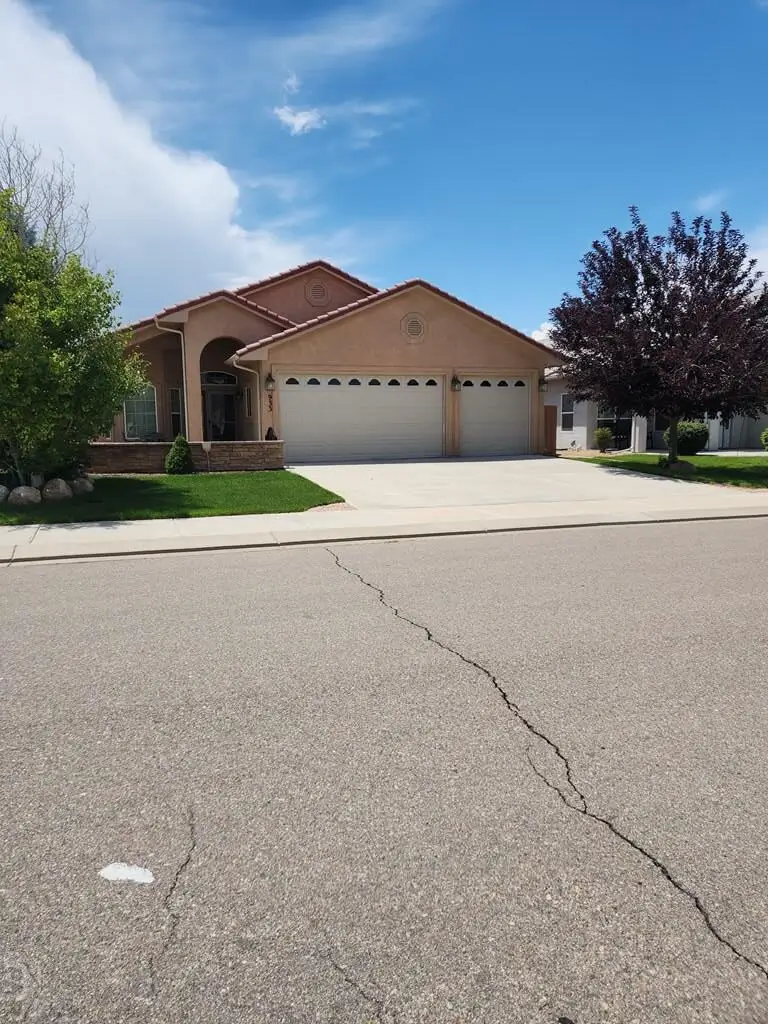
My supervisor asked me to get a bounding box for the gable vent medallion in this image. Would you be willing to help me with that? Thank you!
[401,313,426,342]
[306,279,330,306]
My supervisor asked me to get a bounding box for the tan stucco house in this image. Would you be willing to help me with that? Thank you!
[105,261,561,466]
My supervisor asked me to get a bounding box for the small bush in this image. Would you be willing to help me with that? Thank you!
[165,435,195,475]
[761,427,768,452]
[594,427,613,453]
[664,420,709,456]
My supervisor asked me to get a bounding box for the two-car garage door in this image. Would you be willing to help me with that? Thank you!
[278,374,444,463]
[278,373,531,462]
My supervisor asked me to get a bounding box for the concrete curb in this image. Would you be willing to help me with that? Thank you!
[4,507,768,564]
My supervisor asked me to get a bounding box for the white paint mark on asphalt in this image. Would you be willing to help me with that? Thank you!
[98,862,154,884]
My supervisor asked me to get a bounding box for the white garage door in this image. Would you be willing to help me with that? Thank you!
[278,374,445,462]
[460,376,531,456]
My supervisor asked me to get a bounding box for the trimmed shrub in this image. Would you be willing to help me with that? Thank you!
[165,435,195,474]
[594,427,613,453]
[761,427,768,452]
[664,420,709,456]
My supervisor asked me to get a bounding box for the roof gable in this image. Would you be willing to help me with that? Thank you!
[129,290,295,333]
[234,260,377,298]
[233,279,560,361]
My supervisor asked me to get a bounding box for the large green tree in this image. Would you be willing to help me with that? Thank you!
[549,209,768,461]
[0,190,146,483]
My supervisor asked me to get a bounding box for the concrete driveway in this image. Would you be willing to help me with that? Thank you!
[295,455,718,510]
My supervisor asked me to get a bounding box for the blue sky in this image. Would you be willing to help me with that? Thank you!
[2,0,768,336]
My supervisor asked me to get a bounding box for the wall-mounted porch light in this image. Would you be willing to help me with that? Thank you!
[538,379,549,393]
[450,375,461,392]
[264,373,276,392]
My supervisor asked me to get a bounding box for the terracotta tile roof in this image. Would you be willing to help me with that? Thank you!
[233,279,562,360]
[233,259,378,297]
[129,290,296,332]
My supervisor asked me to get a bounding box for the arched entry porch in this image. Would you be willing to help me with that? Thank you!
[199,338,257,442]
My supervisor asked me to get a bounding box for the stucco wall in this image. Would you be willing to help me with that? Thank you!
[122,307,272,443]
[186,300,278,346]
[723,412,768,449]
[240,268,369,325]
[260,289,554,371]
[543,379,596,450]
[182,300,276,441]
[112,334,183,440]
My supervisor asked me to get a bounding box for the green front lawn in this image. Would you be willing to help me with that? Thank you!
[576,454,768,488]
[0,471,343,525]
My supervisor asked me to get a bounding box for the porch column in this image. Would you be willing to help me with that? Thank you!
[182,325,206,442]
[631,415,647,452]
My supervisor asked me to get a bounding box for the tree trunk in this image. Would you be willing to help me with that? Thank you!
[667,416,680,463]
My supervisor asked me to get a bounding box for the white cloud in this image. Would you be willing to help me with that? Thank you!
[531,322,554,344]
[272,106,326,135]
[0,0,400,321]
[350,126,385,149]
[283,71,301,94]
[273,97,417,139]
[3,0,448,320]
[693,190,728,214]
[267,0,448,69]
[32,0,445,133]
[239,173,308,204]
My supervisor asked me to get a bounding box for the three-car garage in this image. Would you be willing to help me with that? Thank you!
[277,372,532,463]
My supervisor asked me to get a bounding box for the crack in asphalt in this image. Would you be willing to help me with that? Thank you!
[148,805,197,998]
[322,931,394,1023]
[327,547,768,985]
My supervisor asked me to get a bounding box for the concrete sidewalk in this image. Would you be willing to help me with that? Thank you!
[3,486,768,562]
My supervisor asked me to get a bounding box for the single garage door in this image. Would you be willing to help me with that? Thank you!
[460,376,531,456]
[278,374,445,462]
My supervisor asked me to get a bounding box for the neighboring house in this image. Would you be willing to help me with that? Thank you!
[112,261,561,464]
[544,371,768,452]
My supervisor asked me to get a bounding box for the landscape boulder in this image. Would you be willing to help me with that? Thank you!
[0,485,9,504]
[8,486,42,506]
[42,478,73,501]
[69,476,94,495]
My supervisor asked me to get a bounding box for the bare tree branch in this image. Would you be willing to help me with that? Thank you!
[0,121,90,262]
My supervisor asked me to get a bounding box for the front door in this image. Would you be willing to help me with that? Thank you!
[204,390,237,441]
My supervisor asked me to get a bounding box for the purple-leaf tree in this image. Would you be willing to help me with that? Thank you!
[549,208,768,461]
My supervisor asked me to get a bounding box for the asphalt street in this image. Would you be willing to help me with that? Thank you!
[1,521,767,1023]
